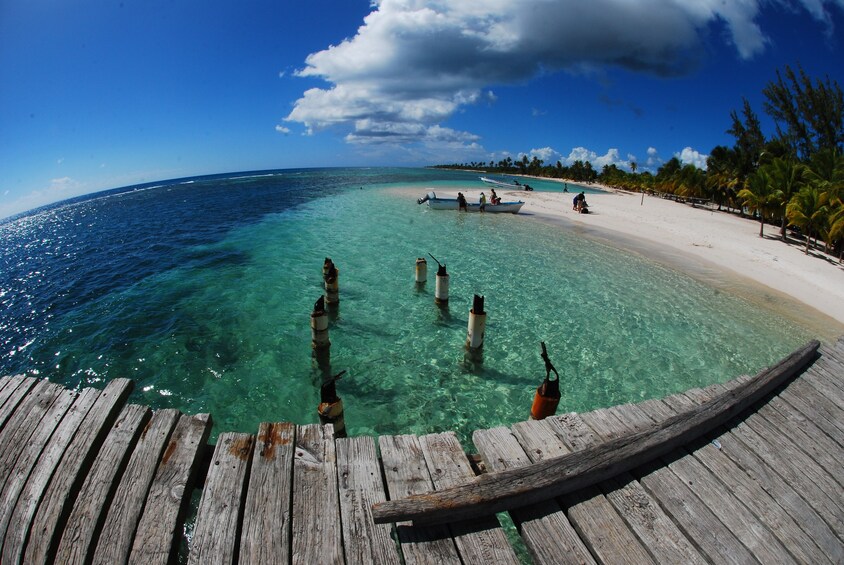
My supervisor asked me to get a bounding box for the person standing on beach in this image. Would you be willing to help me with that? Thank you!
[479,192,487,212]
[490,188,498,205]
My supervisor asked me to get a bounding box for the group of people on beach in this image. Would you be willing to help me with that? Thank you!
[457,189,500,212]
[573,191,589,213]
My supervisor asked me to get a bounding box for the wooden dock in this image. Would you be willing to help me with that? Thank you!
[0,337,842,564]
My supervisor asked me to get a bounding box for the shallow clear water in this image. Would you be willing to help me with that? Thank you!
[0,168,813,444]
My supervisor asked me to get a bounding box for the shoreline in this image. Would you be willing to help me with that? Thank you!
[417,183,844,340]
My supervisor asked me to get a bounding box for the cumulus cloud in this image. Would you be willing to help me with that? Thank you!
[275,125,291,134]
[646,147,662,168]
[285,0,841,149]
[677,146,709,169]
[564,147,629,168]
[529,147,560,163]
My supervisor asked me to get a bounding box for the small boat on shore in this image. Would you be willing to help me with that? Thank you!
[480,176,533,190]
[417,192,525,214]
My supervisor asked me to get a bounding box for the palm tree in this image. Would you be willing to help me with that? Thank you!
[763,157,806,241]
[786,186,829,254]
[738,169,776,237]
[828,205,844,261]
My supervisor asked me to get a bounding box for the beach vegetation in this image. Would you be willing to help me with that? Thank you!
[433,64,844,262]
[738,168,778,237]
[763,64,844,160]
[786,186,829,254]
[762,157,807,241]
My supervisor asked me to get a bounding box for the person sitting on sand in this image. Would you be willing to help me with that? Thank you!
[479,192,487,212]
[457,192,467,211]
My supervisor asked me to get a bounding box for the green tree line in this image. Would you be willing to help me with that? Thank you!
[436,64,844,260]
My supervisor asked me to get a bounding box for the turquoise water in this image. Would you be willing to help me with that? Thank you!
[0,169,813,444]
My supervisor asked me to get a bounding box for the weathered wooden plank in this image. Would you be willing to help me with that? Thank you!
[742,412,844,516]
[547,412,599,452]
[336,436,400,565]
[805,361,844,412]
[646,394,836,563]
[513,417,655,565]
[419,432,519,564]
[666,445,797,564]
[603,405,761,564]
[239,422,295,565]
[128,412,213,565]
[759,397,843,484]
[709,425,844,561]
[571,410,706,565]
[816,343,844,370]
[378,434,461,565]
[1,385,100,563]
[473,426,595,565]
[0,384,74,546]
[372,340,819,525]
[729,418,844,535]
[54,404,151,565]
[0,380,63,482]
[291,424,342,565]
[779,377,844,444]
[634,398,676,422]
[636,457,759,565]
[92,408,181,565]
[0,376,36,431]
[687,434,834,565]
[188,432,254,565]
[23,378,134,564]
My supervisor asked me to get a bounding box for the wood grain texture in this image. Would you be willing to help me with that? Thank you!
[24,378,133,564]
[1,386,101,564]
[378,434,461,565]
[239,422,295,565]
[128,412,212,565]
[336,435,400,565]
[291,424,342,565]
[188,432,254,565]
[54,404,150,565]
[92,408,181,565]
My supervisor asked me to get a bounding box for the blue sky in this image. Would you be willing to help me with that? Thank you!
[1,0,843,219]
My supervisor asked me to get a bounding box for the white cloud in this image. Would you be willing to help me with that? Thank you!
[677,146,709,169]
[284,0,842,153]
[646,147,662,168]
[529,147,559,163]
[564,147,628,168]
[275,125,291,134]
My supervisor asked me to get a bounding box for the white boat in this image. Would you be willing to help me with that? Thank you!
[479,176,534,190]
[417,192,525,214]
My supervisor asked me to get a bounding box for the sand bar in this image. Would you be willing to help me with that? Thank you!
[429,185,844,339]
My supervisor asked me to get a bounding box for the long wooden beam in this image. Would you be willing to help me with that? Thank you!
[372,339,819,525]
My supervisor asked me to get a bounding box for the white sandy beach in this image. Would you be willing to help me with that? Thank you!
[433,185,844,338]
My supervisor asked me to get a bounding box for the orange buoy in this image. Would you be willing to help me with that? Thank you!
[530,342,561,420]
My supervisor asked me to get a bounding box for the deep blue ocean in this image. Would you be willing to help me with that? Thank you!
[0,167,813,443]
